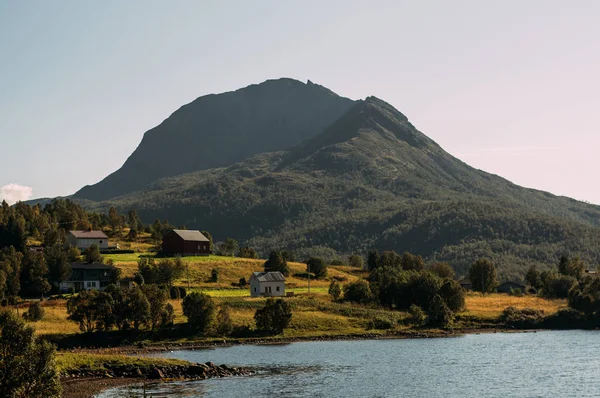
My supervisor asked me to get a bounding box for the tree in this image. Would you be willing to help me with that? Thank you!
[254,298,292,335]
[429,262,455,280]
[182,292,216,332]
[280,251,296,262]
[127,209,142,231]
[142,285,169,331]
[20,250,51,298]
[218,238,239,257]
[156,258,185,288]
[108,206,122,235]
[525,265,542,289]
[328,281,341,301]
[367,249,380,271]
[216,307,233,336]
[306,257,327,279]
[468,259,498,294]
[438,279,465,312]
[45,243,71,287]
[210,268,220,282]
[0,311,61,398]
[348,254,363,268]
[400,252,425,272]
[428,294,453,327]
[238,247,259,259]
[138,257,158,285]
[127,287,151,332]
[83,244,103,264]
[0,246,23,301]
[66,290,114,333]
[23,301,45,322]
[264,251,289,276]
[343,280,373,304]
[161,303,175,328]
[566,257,586,279]
[558,255,570,276]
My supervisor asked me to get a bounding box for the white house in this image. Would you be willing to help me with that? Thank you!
[249,272,286,297]
[68,230,109,250]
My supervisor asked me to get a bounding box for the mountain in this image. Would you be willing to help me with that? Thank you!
[74,78,355,201]
[82,95,600,280]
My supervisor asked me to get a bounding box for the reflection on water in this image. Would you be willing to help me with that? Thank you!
[100,330,600,398]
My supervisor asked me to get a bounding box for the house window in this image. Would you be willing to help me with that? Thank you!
[99,240,103,244]
[254,287,257,292]
[276,286,280,292]
[198,245,201,250]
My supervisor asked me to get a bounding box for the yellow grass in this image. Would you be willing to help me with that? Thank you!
[56,352,188,373]
[464,293,567,319]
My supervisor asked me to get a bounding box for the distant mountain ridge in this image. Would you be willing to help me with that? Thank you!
[76,90,600,280]
[74,78,355,201]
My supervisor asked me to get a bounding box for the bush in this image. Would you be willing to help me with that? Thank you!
[348,254,363,268]
[509,288,523,297]
[306,257,327,279]
[238,247,259,259]
[169,286,181,300]
[161,303,175,328]
[254,298,293,335]
[216,307,234,336]
[328,281,342,301]
[500,306,544,328]
[211,268,220,283]
[330,258,346,266]
[428,295,453,327]
[408,304,427,326]
[23,301,45,322]
[368,316,394,330]
[182,292,216,333]
[343,280,373,304]
[238,277,247,287]
[0,311,61,397]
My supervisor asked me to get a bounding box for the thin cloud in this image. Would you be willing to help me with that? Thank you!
[0,183,34,205]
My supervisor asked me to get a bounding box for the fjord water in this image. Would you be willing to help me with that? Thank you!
[101,331,600,398]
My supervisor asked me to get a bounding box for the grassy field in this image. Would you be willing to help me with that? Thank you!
[56,351,188,373]
[463,293,567,319]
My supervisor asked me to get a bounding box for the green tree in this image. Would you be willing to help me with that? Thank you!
[565,257,586,279]
[66,290,114,333]
[156,258,185,288]
[0,311,61,398]
[254,298,292,335]
[367,249,380,271]
[525,265,542,289]
[429,262,455,280]
[264,251,289,276]
[127,287,151,332]
[23,301,45,322]
[20,250,51,298]
[558,255,570,276]
[216,306,233,336]
[438,279,465,312]
[182,292,216,332]
[428,294,453,327]
[142,284,169,331]
[348,254,363,268]
[0,246,23,301]
[45,243,71,287]
[218,238,239,257]
[306,257,327,279]
[468,258,498,294]
[328,280,341,301]
[400,252,425,272]
[83,244,103,264]
[108,206,122,235]
[238,247,259,259]
[343,280,373,304]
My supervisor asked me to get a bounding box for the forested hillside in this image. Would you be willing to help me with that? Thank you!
[79,97,600,281]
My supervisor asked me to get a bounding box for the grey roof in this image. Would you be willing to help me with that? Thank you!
[171,229,209,242]
[69,262,115,270]
[252,271,286,282]
[498,281,526,288]
[70,230,108,239]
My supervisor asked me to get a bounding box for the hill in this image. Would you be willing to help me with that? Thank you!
[74,78,355,201]
[82,96,600,281]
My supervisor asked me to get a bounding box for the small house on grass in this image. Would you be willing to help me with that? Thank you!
[162,229,210,256]
[250,272,285,297]
[60,262,116,293]
[68,230,109,250]
[496,281,526,294]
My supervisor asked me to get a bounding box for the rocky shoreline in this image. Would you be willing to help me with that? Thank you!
[61,361,253,398]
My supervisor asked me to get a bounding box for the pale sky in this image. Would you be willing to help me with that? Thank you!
[1,1,599,204]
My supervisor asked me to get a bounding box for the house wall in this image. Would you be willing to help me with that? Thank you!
[69,237,109,250]
[250,280,285,297]
[162,232,210,256]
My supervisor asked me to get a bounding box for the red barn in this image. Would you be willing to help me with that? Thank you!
[162,229,210,256]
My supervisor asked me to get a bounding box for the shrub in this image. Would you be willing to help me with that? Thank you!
[182,292,216,332]
[254,298,293,335]
[211,268,220,283]
[428,262,455,280]
[161,303,175,328]
[428,295,453,327]
[500,306,544,328]
[509,288,523,297]
[438,279,465,312]
[23,301,45,322]
[348,254,363,268]
[142,284,169,331]
[169,286,181,300]
[408,304,427,327]
[0,311,61,397]
[306,257,327,279]
[238,247,259,259]
[216,307,234,336]
[328,281,342,301]
[330,258,346,266]
[343,280,373,304]
[238,277,247,287]
[368,316,394,330]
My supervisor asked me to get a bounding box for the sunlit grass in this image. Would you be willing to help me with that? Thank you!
[56,352,188,373]
[464,293,567,319]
